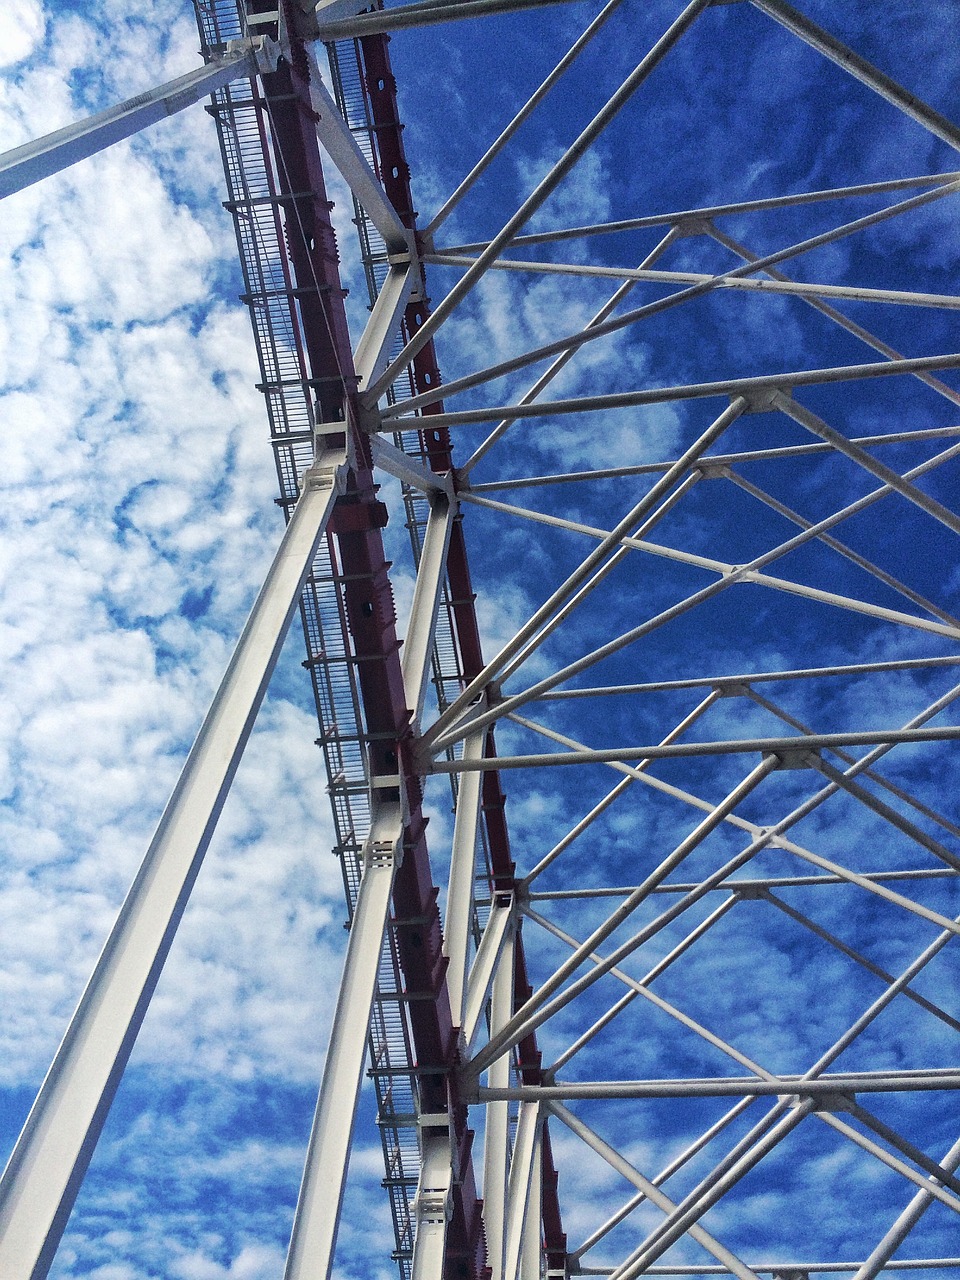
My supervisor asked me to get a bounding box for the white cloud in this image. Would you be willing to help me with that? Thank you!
[0,0,45,69]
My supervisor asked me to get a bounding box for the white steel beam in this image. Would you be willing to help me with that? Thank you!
[749,0,960,152]
[440,172,960,253]
[520,1125,542,1280]
[354,264,418,393]
[432,454,960,748]
[362,0,712,406]
[369,433,454,496]
[462,899,515,1054]
[0,39,278,200]
[305,46,411,256]
[532,653,960,699]
[443,730,486,1025]
[384,180,960,417]
[284,797,405,1280]
[401,493,458,731]
[422,399,744,748]
[548,1103,761,1280]
[411,1133,455,1280]
[469,757,779,1077]
[469,425,960,491]
[707,226,960,408]
[502,1103,542,1280]
[777,394,960,536]
[853,1135,960,1280]
[0,454,347,1280]
[424,252,960,311]
[430,726,960,772]
[484,1072,960,1100]
[483,928,515,1280]
[407,350,960,426]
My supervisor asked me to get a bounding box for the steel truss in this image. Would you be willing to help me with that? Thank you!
[1,1,960,1279]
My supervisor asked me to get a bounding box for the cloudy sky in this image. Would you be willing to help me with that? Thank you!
[2,1,960,1278]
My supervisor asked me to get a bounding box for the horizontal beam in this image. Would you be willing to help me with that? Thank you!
[440,171,960,254]
[389,352,960,426]
[429,726,960,770]
[467,424,960,491]
[0,39,276,199]
[528,868,960,899]
[424,252,960,310]
[479,1070,960,1100]
[316,0,584,39]
[529,653,960,699]
[573,1262,960,1275]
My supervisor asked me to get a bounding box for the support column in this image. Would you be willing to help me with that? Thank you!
[284,795,406,1280]
[0,456,346,1280]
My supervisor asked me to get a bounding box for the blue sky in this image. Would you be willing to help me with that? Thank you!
[2,1,960,1277]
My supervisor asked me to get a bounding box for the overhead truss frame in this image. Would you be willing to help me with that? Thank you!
[1,1,960,1279]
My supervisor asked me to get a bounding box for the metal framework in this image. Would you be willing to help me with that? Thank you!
[2,1,960,1278]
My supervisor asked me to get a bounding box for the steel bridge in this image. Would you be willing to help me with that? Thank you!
[1,1,960,1278]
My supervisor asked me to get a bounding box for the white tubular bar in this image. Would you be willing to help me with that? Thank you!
[853,1135,960,1280]
[442,170,960,253]
[443,730,487,1024]
[284,798,405,1280]
[502,1103,542,1280]
[316,0,585,37]
[401,493,458,731]
[354,264,418,392]
[0,456,347,1280]
[548,1102,761,1280]
[369,433,454,495]
[411,1133,455,1280]
[305,45,411,255]
[520,1124,542,1280]
[424,0,628,234]
[361,0,711,406]
[0,39,276,200]
[483,927,515,1280]
[749,0,960,153]
[462,899,515,1053]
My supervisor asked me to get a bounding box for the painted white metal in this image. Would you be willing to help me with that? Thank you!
[461,898,515,1053]
[284,796,406,1280]
[483,927,515,1280]
[440,170,960,253]
[0,453,347,1280]
[354,264,419,393]
[443,730,487,1024]
[305,45,411,255]
[369,433,455,496]
[422,399,746,749]
[424,252,960,310]
[411,1133,455,1280]
[385,179,960,417]
[401,493,458,730]
[0,39,278,199]
[361,0,714,406]
[502,1102,542,1280]
[549,1102,761,1280]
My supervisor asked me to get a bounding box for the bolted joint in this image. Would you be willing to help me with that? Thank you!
[361,796,406,875]
[764,748,820,771]
[301,458,348,497]
[225,34,281,75]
